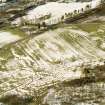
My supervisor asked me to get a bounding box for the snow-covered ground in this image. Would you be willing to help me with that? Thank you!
[0,0,105,104]
[0,32,20,48]
[13,0,102,25]
[0,25,105,101]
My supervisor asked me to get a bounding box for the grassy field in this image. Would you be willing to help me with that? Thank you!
[0,25,26,37]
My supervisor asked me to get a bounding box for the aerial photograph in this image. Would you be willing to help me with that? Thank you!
[0,0,105,105]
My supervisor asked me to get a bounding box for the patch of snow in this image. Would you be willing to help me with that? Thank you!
[91,0,101,9]
[100,42,105,49]
[0,32,20,48]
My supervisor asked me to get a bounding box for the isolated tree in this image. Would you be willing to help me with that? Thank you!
[81,8,84,12]
[65,13,68,17]
[86,4,91,10]
[42,21,46,28]
[37,23,40,29]
[74,10,77,14]
[61,15,64,20]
